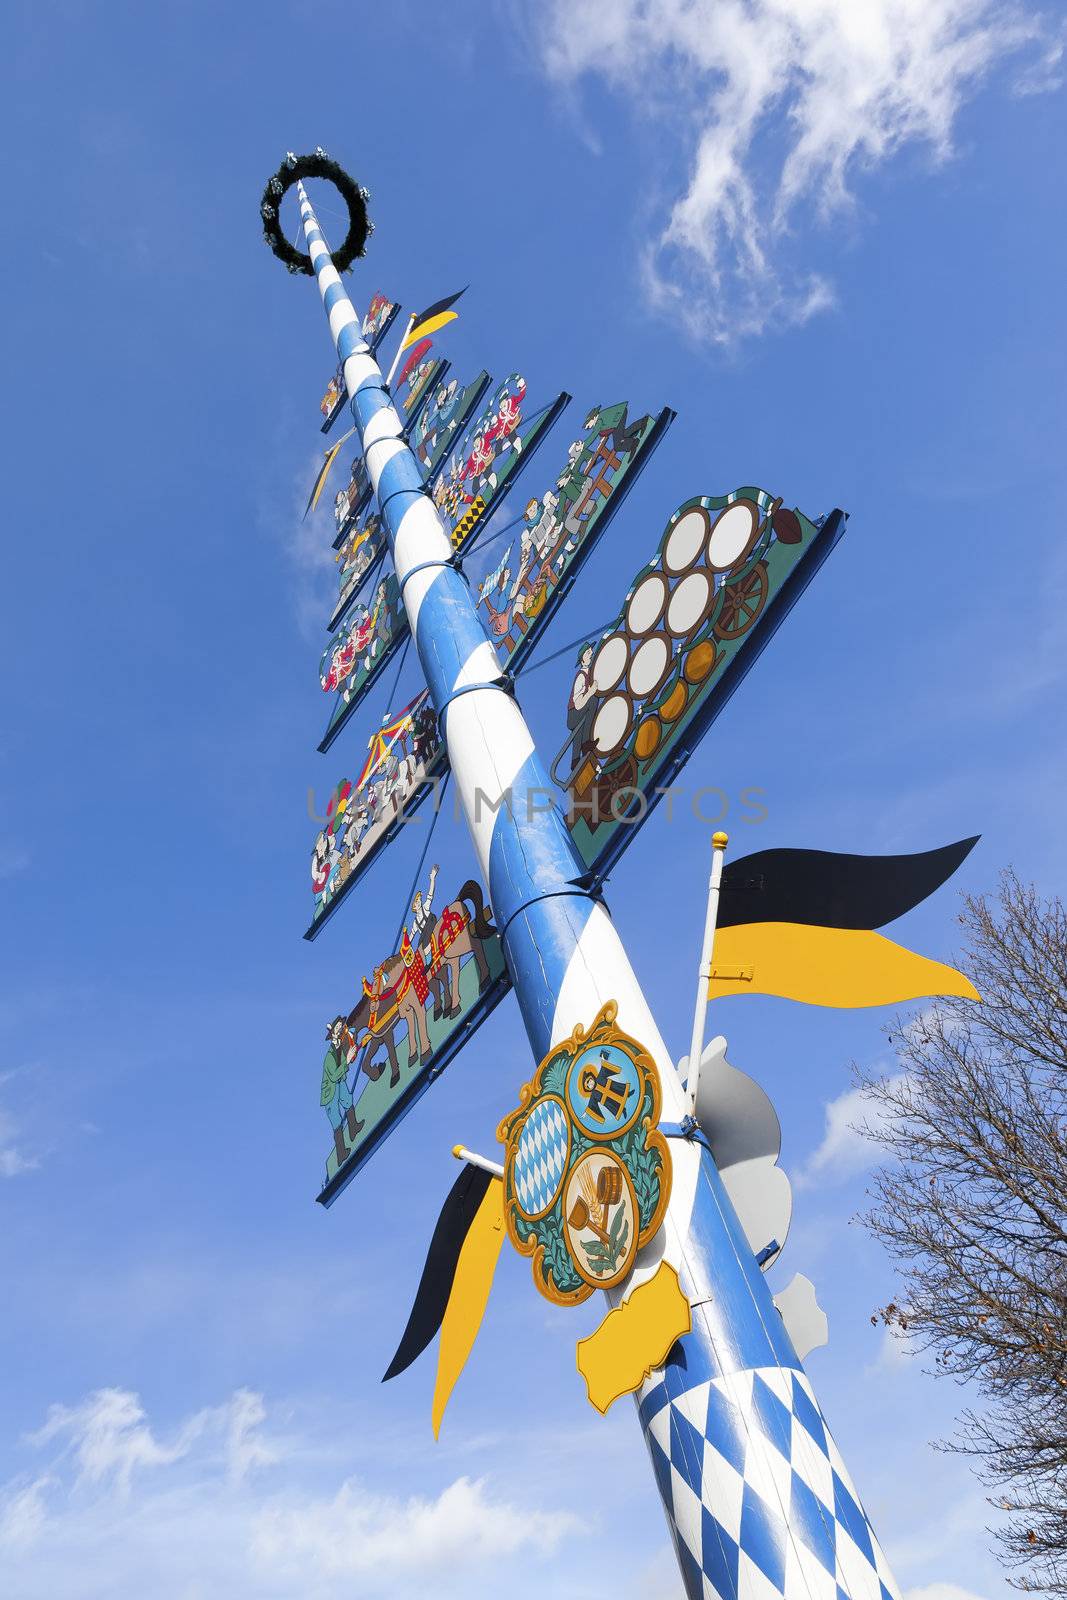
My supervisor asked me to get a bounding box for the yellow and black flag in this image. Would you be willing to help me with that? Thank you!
[400,287,467,351]
[303,428,355,519]
[708,837,981,1008]
[384,1157,504,1437]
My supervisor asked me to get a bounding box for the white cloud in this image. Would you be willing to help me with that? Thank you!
[0,1388,577,1600]
[0,1106,36,1178]
[794,1074,905,1188]
[535,0,1062,342]
[868,1321,915,1375]
[907,1584,991,1600]
[252,1474,571,1584]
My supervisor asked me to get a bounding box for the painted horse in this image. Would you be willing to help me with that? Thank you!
[345,880,496,1087]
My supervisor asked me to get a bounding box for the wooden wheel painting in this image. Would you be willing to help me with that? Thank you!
[714,562,768,641]
[594,755,639,823]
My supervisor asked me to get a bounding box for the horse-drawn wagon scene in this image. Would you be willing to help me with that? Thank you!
[320,865,506,1184]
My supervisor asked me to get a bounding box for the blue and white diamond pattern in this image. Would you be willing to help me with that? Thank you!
[640,1362,901,1600]
[513,1097,569,1218]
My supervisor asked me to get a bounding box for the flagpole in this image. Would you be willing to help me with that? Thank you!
[383,314,414,388]
[293,179,902,1600]
[452,1144,505,1179]
[685,829,728,1113]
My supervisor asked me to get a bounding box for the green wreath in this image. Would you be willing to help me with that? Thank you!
[259,149,371,276]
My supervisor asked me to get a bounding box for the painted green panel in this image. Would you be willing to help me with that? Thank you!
[319,871,510,1199]
[550,490,846,876]
[318,570,407,751]
[307,690,446,939]
[409,370,491,482]
[329,511,387,632]
[463,402,674,670]
[430,375,570,555]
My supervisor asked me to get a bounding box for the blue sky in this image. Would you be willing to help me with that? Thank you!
[1,2,1065,1595]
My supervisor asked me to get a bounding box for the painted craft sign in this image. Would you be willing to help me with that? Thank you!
[319,571,406,751]
[466,402,674,671]
[400,353,448,429]
[334,456,372,543]
[410,370,492,484]
[550,490,846,878]
[307,691,445,939]
[319,865,510,1201]
[330,511,387,633]
[498,1002,671,1305]
[319,365,346,433]
[432,375,570,555]
[363,291,400,352]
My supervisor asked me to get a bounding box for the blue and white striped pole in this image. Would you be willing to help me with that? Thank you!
[297,182,901,1600]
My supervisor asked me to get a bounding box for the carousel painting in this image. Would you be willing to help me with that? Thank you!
[319,570,407,751]
[319,364,347,434]
[466,402,674,671]
[430,375,570,555]
[551,490,847,876]
[330,511,388,633]
[362,291,401,352]
[410,369,492,485]
[306,690,446,939]
[319,865,511,1200]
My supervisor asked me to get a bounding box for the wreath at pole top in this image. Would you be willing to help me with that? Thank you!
[260,149,372,276]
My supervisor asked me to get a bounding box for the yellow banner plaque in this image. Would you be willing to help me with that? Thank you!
[575,1261,692,1415]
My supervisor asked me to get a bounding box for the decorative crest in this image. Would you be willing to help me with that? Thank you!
[498,1002,671,1305]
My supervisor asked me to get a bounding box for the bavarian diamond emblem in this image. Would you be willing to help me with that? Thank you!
[513,1096,570,1219]
[498,1001,671,1306]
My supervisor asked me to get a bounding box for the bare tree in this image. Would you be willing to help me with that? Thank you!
[858,870,1067,1593]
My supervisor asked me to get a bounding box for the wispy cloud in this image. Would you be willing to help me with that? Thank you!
[907,1586,991,1600]
[794,1073,905,1189]
[0,1387,577,1600]
[255,443,342,641]
[534,0,1063,343]
[0,1106,37,1178]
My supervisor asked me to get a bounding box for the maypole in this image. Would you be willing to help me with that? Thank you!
[286,169,903,1600]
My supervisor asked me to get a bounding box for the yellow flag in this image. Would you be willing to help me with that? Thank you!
[432,1178,505,1438]
[401,288,466,351]
[708,922,979,1008]
[303,428,356,518]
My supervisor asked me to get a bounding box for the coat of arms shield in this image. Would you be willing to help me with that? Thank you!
[497,1002,671,1306]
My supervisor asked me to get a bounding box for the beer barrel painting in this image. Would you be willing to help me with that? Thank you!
[551,489,847,877]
